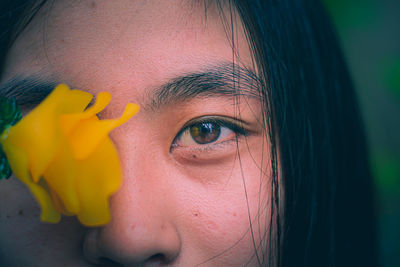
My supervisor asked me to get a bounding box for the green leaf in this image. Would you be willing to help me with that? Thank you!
[0,96,21,180]
[0,96,22,134]
[0,144,11,180]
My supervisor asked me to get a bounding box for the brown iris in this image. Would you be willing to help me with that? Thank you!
[189,122,221,144]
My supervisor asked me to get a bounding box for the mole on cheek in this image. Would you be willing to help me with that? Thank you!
[193,210,200,217]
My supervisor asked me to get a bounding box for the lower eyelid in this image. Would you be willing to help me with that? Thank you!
[170,134,242,155]
[170,139,240,162]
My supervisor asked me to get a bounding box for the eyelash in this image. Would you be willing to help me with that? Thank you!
[171,116,249,151]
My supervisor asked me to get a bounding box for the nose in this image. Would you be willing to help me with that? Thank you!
[82,174,181,266]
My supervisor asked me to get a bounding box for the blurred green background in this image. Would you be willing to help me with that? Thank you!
[322,0,400,266]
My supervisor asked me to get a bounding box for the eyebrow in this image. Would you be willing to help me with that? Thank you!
[0,77,56,108]
[0,63,263,109]
[150,63,263,109]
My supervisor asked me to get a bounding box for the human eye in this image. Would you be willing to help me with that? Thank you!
[170,116,250,162]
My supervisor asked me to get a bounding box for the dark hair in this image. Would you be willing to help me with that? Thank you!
[0,0,378,266]
[0,0,47,76]
[229,1,378,266]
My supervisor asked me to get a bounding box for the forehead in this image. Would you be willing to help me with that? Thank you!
[2,0,252,94]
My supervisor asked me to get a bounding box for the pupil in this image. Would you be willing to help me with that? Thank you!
[190,122,221,144]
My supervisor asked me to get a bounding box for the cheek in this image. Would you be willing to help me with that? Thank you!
[0,177,87,264]
[176,155,270,264]
[183,189,269,265]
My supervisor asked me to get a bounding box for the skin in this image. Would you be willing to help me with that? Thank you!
[0,0,271,266]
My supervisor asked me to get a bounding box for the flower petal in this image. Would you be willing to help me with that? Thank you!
[42,140,80,213]
[75,137,122,226]
[59,91,111,135]
[64,102,139,160]
[1,140,61,222]
[1,84,139,226]
[3,84,92,182]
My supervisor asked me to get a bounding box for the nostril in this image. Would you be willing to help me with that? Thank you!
[148,253,165,262]
[98,254,167,266]
[98,257,123,266]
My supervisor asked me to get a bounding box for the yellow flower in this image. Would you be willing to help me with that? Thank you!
[0,84,139,226]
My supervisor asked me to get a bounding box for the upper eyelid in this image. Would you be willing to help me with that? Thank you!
[179,115,250,130]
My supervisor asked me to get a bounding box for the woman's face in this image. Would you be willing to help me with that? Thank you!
[0,0,271,266]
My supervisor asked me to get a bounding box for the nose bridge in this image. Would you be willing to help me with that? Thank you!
[83,148,181,265]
